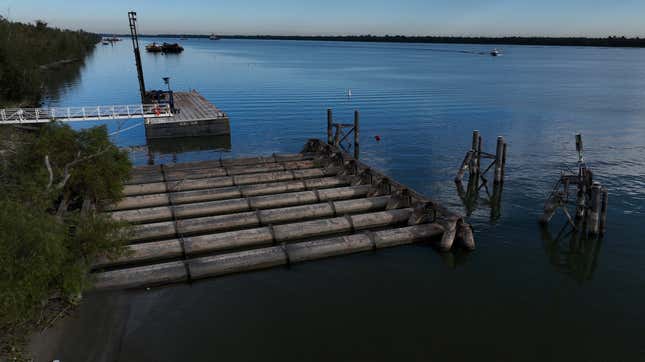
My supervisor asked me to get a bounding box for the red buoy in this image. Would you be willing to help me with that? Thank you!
[375,135,381,142]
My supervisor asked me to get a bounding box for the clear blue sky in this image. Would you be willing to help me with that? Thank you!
[2,0,644,37]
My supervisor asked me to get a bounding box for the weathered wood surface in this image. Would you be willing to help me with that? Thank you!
[92,139,472,291]
[145,90,231,138]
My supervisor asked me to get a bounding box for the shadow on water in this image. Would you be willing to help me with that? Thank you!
[144,134,231,164]
[540,222,603,283]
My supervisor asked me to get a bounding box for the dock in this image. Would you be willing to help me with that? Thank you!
[92,139,475,291]
[144,90,230,139]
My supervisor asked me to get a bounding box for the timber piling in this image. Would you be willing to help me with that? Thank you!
[93,136,473,290]
[540,134,609,237]
[455,131,507,219]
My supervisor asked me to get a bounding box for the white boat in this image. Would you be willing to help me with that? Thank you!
[209,33,220,40]
[490,48,502,56]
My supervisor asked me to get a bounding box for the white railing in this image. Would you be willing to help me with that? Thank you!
[0,104,172,124]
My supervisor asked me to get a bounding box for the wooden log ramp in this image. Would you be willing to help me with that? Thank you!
[92,139,475,291]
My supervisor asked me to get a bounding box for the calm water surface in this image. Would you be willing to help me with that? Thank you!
[45,39,645,361]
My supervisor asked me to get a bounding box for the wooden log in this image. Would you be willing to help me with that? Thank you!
[354,110,360,159]
[600,187,608,235]
[128,160,318,185]
[109,177,349,211]
[438,217,458,251]
[327,109,333,145]
[110,185,371,224]
[588,182,602,235]
[494,136,505,185]
[131,153,309,175]
[457,222,476,250]
[186,223,443,283]
[130,196,392,241]
[122,168,335,196]
[98,209,415,269]
[92,261,188,291]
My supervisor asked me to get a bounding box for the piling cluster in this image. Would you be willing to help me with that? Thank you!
[455,130,507,218]
[540,134,608,236]
[93,140,473,291]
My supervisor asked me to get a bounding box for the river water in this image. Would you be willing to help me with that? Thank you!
[42,39,645,361]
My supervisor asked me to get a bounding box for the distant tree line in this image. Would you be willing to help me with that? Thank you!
[221,35,645,47]
[131,33,645,48]
[0,17,101,107]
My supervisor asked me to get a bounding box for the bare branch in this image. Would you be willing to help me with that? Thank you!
[45,155,53,190]
[54,147,111,190]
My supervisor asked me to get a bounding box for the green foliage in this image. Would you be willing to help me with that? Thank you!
[0,198,66,324]
[2,123,132,208]
[0,16,100,106]
[0,124,132,353]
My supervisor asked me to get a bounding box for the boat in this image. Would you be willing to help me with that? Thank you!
[490,48,502,56]
[105,35,121,42]
[209,33,220,40]
[145,42,163,53]
[101,40,110,45]
[161,42,184,53]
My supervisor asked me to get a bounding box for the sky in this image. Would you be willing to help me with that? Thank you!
[1,0,644,37]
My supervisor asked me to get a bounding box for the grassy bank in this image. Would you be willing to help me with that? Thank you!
[0,17,100,107]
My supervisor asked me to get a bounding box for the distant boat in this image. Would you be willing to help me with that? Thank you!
[161,42,184,53]
[209,33,220,40]
[105,35,121,42]
[490,48,502,56]
[101,40,110,45]
[146,42,163,53]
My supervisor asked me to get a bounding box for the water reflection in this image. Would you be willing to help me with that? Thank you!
[455,173,505,222]
[439,248,473,269]
[540,223,603,283]
[41,58,88,105]
[144,135,231,164]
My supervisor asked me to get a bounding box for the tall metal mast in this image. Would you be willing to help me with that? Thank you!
[128,11,146,103]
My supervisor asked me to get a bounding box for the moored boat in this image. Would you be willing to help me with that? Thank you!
[146,42,163,53]
[161,42,184,53]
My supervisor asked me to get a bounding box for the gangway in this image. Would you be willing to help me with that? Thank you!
[0,103,172,124]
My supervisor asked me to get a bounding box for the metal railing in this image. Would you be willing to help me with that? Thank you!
[0,104,172,124]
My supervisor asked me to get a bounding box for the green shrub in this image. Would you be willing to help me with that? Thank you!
[0,124,132,354]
